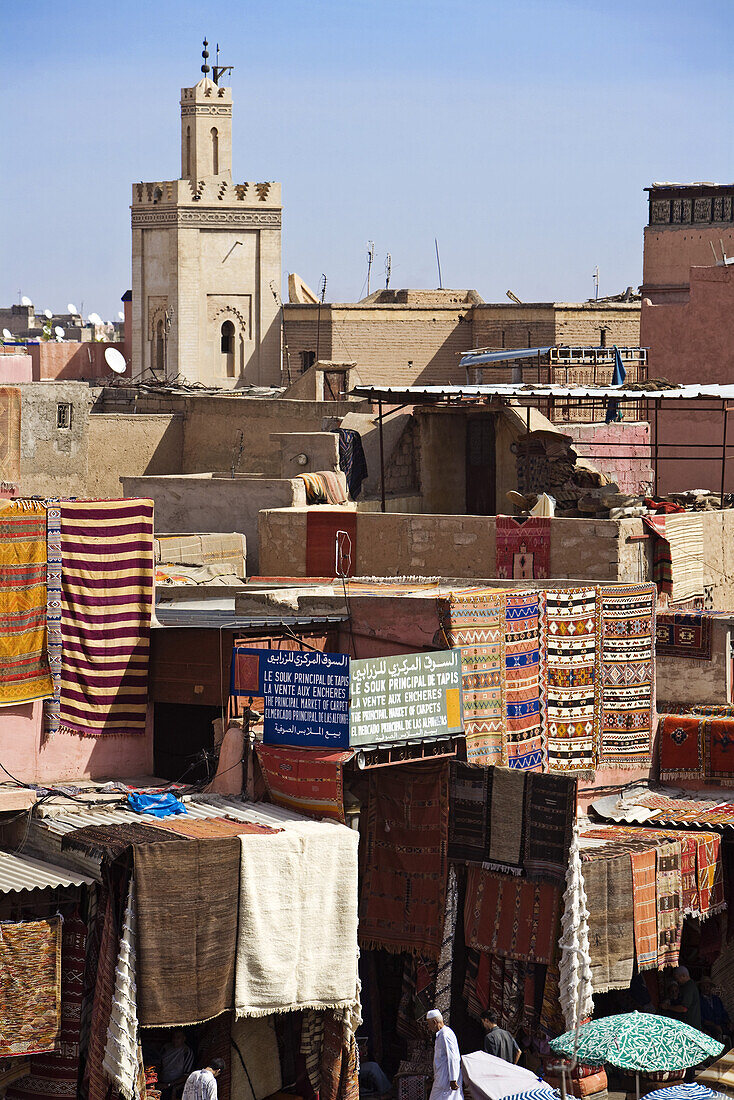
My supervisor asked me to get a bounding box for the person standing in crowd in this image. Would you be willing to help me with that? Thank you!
[700,977,731,1043]
[159,1029,195,1096]
[426,1009,463,1100]
[181,1058,225,1100]
[669,967,702,1031]
[480,1011,522,1064]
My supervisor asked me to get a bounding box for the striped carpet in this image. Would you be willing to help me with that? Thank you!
[58,499,154,736]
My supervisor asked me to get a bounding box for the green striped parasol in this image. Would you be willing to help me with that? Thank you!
[549,1012,723,1072]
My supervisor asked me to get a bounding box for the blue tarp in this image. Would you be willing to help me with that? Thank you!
[127,792,188,818]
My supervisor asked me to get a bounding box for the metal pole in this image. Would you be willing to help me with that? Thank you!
[721,400,728,506]
[315,300,322,365]
[653,399,659,498]
[378,398,386,513]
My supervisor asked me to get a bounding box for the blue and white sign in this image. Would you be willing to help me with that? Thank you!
[233,648,351,748]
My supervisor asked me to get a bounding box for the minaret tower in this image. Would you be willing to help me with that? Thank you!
[130,41,282,387]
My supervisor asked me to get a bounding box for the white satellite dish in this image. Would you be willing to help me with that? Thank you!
[105,347,127,374]
[21,296,32,307]
[43,308,53,319]
[117,311,124,321]
[67,303,77,314]
[54,326,65,338]
[88,312,102,325]
[2,329,12,341]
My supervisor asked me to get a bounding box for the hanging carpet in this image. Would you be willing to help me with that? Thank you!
[505,591,543,770]
[464,865,560,965]
[0,500,53,706]
[596,583,656,768]
[360,762,448,959]
[135,837,240,1027]
[543,587,598,775]
[58,499,154,736]
[438,589,506,766]
[6,915,87,1100]
[0,917,62,1058]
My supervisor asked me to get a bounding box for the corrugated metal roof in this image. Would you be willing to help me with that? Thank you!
[460,347,553,365]
[27,795,317,882]
[0,849,95,894]
[591,787,734,829]
[352,383,734,401]
[35,794,308,831]
[153,608,347,630]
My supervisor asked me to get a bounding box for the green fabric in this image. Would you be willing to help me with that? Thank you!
[550,1011,722,1072]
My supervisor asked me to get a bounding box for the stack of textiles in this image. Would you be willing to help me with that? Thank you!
[298,471,348,504]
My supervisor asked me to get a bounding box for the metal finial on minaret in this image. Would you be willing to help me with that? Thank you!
[212,43,234,86]
[201,39,210,76]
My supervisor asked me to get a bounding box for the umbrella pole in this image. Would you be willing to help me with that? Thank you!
[560,1066,568,1100]
[636,1071,640,1100]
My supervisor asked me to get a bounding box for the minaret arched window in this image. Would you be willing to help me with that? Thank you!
[186,126,191,177]
[155,320,165,374]
[221,319,235,377]
[211,127,219,175]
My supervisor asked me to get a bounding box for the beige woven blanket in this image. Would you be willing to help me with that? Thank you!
[234,819,359,1018]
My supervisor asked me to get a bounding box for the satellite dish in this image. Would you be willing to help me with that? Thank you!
[21,296,32,307]
[43,309,53,320]
[105,347,127,374]
[88,312,101,325]
[2,329,12,341]
[117,311,124,321]
[54,326,65,338]
[67,303,77,314]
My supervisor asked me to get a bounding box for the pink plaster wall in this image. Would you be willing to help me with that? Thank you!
[561,421,653,495]
[0,352,33,383]
[642,227,734,300]
[0,701,153,784]
[27,341,126,381]
[640,265,734,493]
[642,266,734,384]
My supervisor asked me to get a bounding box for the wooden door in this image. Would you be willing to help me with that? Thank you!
[465,416,496,515]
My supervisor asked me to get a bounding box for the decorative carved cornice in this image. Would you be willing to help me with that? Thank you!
[180,105,232,117]
[131,208,282,229]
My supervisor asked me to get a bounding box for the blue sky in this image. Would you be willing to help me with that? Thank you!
[2,0,733,320]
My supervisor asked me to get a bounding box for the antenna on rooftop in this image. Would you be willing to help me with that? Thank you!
[105,347,127,374]
[2,329,12,341]
[68,303,77,315]
[385,253,392,289]
[719,239,734,266]
[435,239,443,289]
[230,430,245,478]
[593,266,600,300]
[211,40,234,85]
[43,309,53,320]
[21,296,32,307]
[269,279,292,386]
[366,241,375,296]
[315,275,327,365]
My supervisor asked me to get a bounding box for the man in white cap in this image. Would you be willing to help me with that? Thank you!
[426,1010,463,1100]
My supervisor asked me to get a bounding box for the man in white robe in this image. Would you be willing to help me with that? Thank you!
[427,1009,463,1100]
